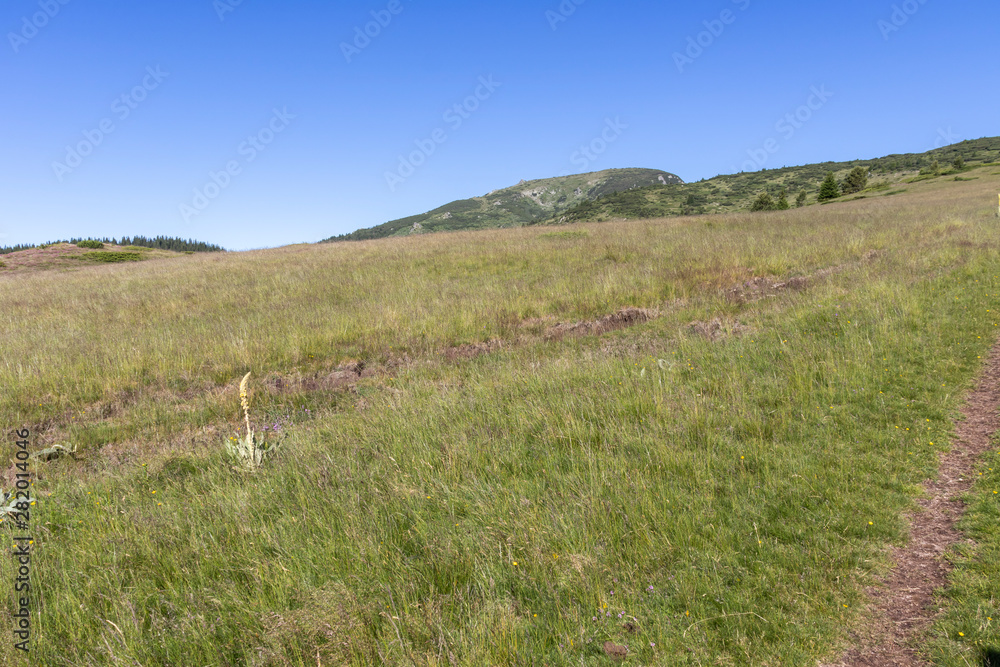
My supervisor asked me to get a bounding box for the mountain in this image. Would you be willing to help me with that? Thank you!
[321,168,683,242]
[537,137,1000,224]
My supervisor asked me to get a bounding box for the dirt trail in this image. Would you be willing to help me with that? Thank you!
[822,343,1000,666]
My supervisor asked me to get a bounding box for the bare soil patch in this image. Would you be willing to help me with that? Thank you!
[442,339,504,361]
[727,250,884,304]
[543,307,658,340]
[688,318,752,342]
[822,342,1000,666]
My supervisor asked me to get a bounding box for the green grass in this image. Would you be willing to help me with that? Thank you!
[2,174,1000,665]
[863,181,893,193]
[75,251,144,263]
[927,444,1000,664]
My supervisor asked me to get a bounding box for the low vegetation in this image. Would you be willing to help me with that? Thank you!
[1,172,999,665]
[322,168,682,242]
[73,251,144,263]
[542,137,1000,225]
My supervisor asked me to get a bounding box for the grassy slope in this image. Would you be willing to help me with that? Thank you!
[322,168,682,242]
[540,137,1000,224]
[2,174,1000,664]
[0,242,182,275]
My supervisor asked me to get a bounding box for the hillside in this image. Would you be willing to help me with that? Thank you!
[4,172,1000,664]
[0,242,192,275]
[542,136,1000,224]
[322,168,682,242]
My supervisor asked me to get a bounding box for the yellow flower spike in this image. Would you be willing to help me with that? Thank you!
[239,371,252,435]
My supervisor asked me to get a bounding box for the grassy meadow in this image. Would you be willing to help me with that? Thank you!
[3,170,1000,665]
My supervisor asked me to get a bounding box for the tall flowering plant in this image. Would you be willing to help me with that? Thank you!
[226,371,280,472]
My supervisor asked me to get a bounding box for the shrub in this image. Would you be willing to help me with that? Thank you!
[78,251,143,263]
[76,240,104,249]
[920,160,942,176]
[953,157,965,171]
[796,191,808,207]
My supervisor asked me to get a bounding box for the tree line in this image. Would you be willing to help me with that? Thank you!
[0,235,225,255]
[751,166,872,211]
[751,156,972,212]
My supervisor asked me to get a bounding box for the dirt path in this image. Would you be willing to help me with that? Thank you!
[822,344,1000,666]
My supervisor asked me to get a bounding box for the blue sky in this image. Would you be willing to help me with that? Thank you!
[2,1,998,250]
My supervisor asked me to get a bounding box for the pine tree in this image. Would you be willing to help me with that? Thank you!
[796,190,807,207]
[818,172,840,202]
[841,166,868,195]
[750,191,776,212]
[776,188,790,210]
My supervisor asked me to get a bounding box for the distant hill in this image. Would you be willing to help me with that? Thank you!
[536,137,1000,224]
[321,168,683,242]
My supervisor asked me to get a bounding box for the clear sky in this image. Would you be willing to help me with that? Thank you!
[2,1,998,250]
